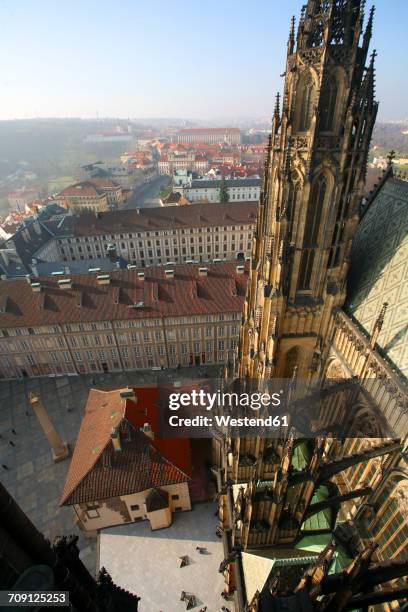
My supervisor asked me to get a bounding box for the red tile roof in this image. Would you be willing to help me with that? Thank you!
[0,262,249,328]
[56,178,120,199]
[162,192,190,205]
[44,201,258,236]
[56,182,104,198]
[61,385,191,506]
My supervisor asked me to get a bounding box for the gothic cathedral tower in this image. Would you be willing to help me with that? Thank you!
[238,0,378,382]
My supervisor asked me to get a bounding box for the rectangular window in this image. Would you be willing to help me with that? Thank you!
[85,503,100,519]
[130,504,140,511]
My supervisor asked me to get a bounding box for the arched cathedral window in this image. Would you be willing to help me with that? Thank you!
[320,79,338,131]
[298,75,315,132]
[287,179,301,240]
[298,174,328,290]
[304,175,327,245]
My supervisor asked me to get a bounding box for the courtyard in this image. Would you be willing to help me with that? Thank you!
[99,501,227,611]
[0,365,221,575]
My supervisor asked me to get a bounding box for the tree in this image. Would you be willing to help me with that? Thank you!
[219,176,229,203]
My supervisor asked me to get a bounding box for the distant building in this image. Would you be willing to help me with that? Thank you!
[40,201,257,267]
[61,386,192,532]
[55,178,124,212]
[158,150,209,175]
[0,262,248,377]
[0,219,56,277]
[8,187,40,209]
[175,128,241,145]
[179,177,261,203]
[159,192,190,206]
[84,127,132,143]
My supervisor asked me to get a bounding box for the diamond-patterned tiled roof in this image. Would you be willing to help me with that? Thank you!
[347,174,408,377]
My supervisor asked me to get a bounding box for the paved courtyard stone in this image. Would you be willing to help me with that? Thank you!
[99,502,227,612]
[0,366,222,578]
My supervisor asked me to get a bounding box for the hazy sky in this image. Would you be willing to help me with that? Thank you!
[1,0,407,121]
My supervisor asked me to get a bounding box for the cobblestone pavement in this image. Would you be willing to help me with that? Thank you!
[99,502,228,612]
[0,366,221,575]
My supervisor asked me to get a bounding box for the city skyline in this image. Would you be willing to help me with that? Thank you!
[1,0,407,122]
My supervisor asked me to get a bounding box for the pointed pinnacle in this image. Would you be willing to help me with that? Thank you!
[368,4,375,24]
[373,302,388,336]
[274,92,281,117]
[290,15,295,39]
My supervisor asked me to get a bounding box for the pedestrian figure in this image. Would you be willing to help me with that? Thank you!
[9,440,15,447]
[11,428,17,435]
[2,464,9,470]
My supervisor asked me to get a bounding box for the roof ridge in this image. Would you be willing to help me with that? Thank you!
[60,390,127,504]
[61,429,189,506]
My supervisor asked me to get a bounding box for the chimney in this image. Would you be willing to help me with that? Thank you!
[198,267,208,277]
[58,278,73,289]
[143,422,154,440]
[138,271,145,281]
[165,269,174,279]
[111,427,122,452]
[97,274,110,285]
[31,259,39,276]
[236,264,245,275]
[31,281,41,293]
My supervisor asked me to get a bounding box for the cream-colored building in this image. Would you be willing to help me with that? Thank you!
[0,263,247,378]
[55,178,124,212]
[61,387,192,532]
[38,201,257,267]
[158,150,209,175]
